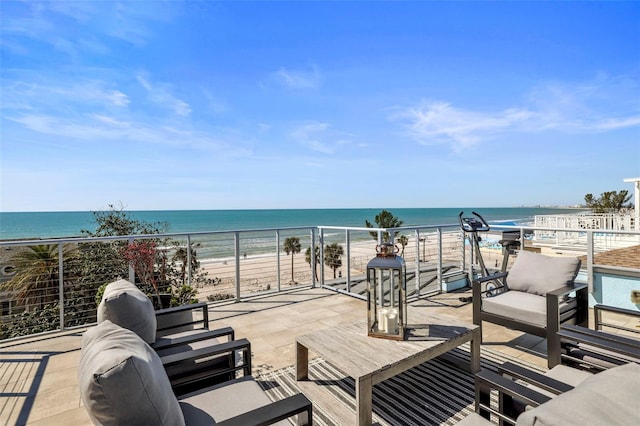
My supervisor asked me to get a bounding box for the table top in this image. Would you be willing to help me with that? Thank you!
[296,309,478,382]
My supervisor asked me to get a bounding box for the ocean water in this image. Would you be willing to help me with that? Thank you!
[0,207,576,241]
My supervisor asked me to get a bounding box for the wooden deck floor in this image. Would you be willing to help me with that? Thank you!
[1,287,556,425]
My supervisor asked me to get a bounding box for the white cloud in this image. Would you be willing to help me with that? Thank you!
[0,80,130,110]
[4,113,249,156]
[273,66,321,90]
[289,121,357,155]
[136,74,191,116]
[290,122,334,154]
[393,75,640,150]
[391,101,534,149]
[594,116,640,131]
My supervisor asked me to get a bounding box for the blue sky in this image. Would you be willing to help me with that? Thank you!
[1,1,639,212]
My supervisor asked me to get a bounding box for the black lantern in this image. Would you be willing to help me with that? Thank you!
[366,243,407,340]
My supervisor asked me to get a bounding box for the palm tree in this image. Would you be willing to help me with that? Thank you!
[283,237,301,284]
[397,235,409,257]
[305,245,320,280]
[365,209,404,243]
[172,244,200,286]
[3,244,77,310]
[324,242,344,279]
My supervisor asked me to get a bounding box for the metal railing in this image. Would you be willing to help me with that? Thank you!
[1,221,639,340]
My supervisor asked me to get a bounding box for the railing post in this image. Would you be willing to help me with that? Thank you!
[587,230,594,293]
[310,228,316,288]
[437,227,443,292]
[460,230,475,286]
[58,243,64,331]
[128,237,135,283]
[345,229,351,293]
[276,230,281,292]
[234,232,241,302]
[414,229,421,297]
[319,229,325,288]
[187,235,192,287]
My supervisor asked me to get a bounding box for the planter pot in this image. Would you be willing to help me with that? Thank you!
[150,293,172,310]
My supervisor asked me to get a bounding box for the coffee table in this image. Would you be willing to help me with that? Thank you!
[295,309,480,425]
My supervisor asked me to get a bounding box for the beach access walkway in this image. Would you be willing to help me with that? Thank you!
[2,287,607,425]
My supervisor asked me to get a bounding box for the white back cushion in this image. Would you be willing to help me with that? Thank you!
[78,320,185,426]
[507,251,581,296]
[97,279,157,343]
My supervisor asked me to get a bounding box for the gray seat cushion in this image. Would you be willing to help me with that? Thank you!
[97,279,157,343]
[79,320,185,426]
[483,290,576,328]
[482,292,547,327]
[179,375,289,425]
[507,251,581,296]
[543,364,592,387]
[516,362,640,426]
[524,365,593,400]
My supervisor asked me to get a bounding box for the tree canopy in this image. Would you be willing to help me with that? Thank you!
[324,242,344,279]
[365,209,404,243]
[584,190,632,213]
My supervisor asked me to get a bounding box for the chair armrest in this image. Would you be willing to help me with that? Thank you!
[472,272,508,298]
[161,338,252,390]
[594,304,640,334]
[474,272,507,285]
[156,302,210,334]
[215,393,312,426]
[151,327,235,352]
[156,301,208,316]
[161,338,250,367]
[546,282,587,299]
[498,362,573,395]
[559,324,640,360]
[475,369,551,424]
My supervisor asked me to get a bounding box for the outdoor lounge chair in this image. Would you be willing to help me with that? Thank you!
[553,304,640,371]
[97,279,242,394]
[469,361,640,425]
[472,251,588,368]
[79,320,312,425]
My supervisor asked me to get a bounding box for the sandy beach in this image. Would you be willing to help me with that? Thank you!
[193,230,485,301]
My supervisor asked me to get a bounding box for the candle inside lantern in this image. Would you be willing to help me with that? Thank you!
[378,308,389,332]
[385,308,399,334]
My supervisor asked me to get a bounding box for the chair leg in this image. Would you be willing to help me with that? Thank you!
[475,375,491,420]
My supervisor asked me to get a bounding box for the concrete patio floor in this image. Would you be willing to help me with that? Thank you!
[1,287,564,425]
